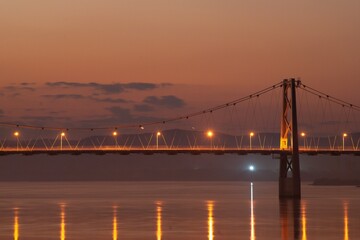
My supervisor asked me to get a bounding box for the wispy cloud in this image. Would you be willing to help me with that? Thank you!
[45,81,172,94]
[133,104,154,112]
[143,95,186,108]
[89,96,128,103]
[42,94,85,99]
[3,85,36,92]
[42,94,128,103]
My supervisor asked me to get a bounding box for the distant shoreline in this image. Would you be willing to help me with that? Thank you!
[312,178,360,186]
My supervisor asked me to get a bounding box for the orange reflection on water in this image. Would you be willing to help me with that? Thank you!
[207,201,214,240]
[14,208,19,240]
[60,204,66,240]
[301,203,307,240]
[344,202,349,240]
[113,207,118,240]
[156,202,162,240]
[250,182,255,240]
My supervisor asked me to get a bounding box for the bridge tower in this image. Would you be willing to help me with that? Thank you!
[279,78,301,198]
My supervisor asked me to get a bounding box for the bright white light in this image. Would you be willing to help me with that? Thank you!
[249,165,255,171]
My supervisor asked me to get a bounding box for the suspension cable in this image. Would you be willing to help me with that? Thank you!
[298,83,360,111]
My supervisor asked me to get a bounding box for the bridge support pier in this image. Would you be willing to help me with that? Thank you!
[279,79,301,199]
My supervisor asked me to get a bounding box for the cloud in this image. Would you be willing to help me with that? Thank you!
[42,94,128,103]
[89,96,128,103]
[20,82,36,86]
[42,94,85,99]
[3,85,36,92]
[133,104,154,112]
[45,81,172,94]
[143,95,186,108]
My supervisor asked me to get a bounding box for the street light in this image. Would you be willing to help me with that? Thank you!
[206,130,214,149]
[249,132,254,150]
[342,133,347,151]
[301,132,306,149]
[60,132,65,150]
[14,131,20,151]
[156,131,161,149]
[113,131,118,148]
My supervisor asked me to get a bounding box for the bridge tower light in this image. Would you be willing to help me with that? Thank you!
[342,133,347,151]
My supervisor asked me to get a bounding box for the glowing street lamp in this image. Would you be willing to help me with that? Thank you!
[249,132,254,150]
[113,131,118,148]
[206,130,214,149]
[342,133,347,151]
[301,132,306,149]
[60,132,65,150]
[156,131,161,149]
[14,131,20,151]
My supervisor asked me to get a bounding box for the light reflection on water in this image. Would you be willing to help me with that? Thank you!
[301,203,307,240]
[250,182,255,240]
[113,206,118,240]
[13,208,19,240]
[344,202,349,240]
[0,182,359,240]
[60,204,66,240]
[156,202,162,240]
[207,201,214,240]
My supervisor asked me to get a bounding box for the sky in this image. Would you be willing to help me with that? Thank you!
[0,0,360,132]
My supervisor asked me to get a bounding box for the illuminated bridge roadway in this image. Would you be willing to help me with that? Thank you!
[1,147,359,156]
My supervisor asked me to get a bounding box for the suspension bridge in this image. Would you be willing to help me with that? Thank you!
[1,78,360,198]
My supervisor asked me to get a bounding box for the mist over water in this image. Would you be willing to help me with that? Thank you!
[0,182,359,239]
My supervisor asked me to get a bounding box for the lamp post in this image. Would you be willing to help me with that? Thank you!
[156,131,161,149]
[249,132,254,150]
[60,132,65,150]
[14,131,20,151]
[342,133,347,151]
[113,131,118,148]
[206,130,214,149]
[301,132,306,149]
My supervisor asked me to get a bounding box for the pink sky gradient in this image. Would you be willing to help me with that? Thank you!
[0,0,359,128]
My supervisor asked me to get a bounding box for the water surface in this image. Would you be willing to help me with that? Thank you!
[0,182,359,239]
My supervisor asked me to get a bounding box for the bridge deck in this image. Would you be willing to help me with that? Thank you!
[0,148,359,156]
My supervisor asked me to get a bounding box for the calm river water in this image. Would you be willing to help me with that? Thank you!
[0,181,359,239]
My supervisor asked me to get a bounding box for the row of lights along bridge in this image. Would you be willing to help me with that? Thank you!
[11,130,350,151]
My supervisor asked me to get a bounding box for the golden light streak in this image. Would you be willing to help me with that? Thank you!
[250,183,255,240]
[156,202,162,240]
[14,208,19,240]
[344,202,349,240]
[113,207,118,240]
[60,204,66,240]
[301,203,307,240]
[207,201,214,240]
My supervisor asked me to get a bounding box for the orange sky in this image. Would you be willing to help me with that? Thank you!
[0,0,359,128]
